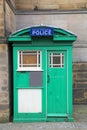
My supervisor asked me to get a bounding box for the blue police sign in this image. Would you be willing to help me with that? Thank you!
[30,27,54,36]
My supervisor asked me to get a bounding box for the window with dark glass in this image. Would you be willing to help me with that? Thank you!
[50,53,64,68]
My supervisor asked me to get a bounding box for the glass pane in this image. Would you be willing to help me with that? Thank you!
[23,54,37,65]
[53,56,60,64]
[49,52,64,68]
[18,50,41,68]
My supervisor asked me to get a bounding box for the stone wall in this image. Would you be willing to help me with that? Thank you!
[73,63,87,104]
[15,13,87,49]
[5,1,15,35]
[15,0,87,10]
[0,0,4,36]
[0,0,15,122]
[10,0,15,8]
[0,44,9,122]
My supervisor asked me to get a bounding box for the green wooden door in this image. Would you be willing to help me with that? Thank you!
[47,51,67,117]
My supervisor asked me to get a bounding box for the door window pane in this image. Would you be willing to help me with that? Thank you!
[50,53,64,68]
[53,56,60,64]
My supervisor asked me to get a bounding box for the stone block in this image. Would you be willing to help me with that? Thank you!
[15,0,87,10]
[0,44,8,52]
[73,63,79,71]
[73,72,77,80]
[0,113,9,123]
[1,86,8,91]
[0,92,8,99]
[0,65,8,72]
[0,52,6,58]
[77,82,87,89]
[0,95,9,104]
[79,63,87,71]
[84,91,87,99]
[0,73,8,78]
[38,4,59,10]
[0,104,9,111]
[73,89,84,99]
[77,72,87,81]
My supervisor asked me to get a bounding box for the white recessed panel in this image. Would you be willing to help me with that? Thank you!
[18,89,42,113]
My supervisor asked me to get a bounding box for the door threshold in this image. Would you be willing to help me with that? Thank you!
[47,113,68,117]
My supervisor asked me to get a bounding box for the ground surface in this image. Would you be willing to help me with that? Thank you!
[0,105,87,130]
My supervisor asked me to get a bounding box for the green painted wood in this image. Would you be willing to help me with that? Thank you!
[8,26,77,43]
[13,46,74,122]
[47,113,68,117]
[14,118,46,122]
[8,26,77,122]
[47,50,67,116]
[13,47,47,122]
[53,36,76,41]
[8,36,31,41]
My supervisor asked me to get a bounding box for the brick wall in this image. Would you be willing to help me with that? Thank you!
[15,0,87,10]
[73,63,87,104]
[0,44,9,122]
[0,0,4,36]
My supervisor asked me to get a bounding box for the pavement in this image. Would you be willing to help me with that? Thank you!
[0,122,87,130]
[0,105,87,130]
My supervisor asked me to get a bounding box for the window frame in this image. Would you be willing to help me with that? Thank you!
[49,53,64,68]
[17,50,42,71]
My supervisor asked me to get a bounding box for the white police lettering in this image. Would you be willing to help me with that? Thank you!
[31,28,53,36]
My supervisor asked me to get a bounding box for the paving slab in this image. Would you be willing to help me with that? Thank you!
[0,122,87,130]
[0,105,87,130]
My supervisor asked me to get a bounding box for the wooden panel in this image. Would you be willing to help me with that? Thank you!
[15,0,87,10]
[18,89,42,113]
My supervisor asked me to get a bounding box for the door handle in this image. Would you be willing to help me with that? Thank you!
[47,75,50,83]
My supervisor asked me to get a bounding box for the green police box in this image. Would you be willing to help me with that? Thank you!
[8,25,77,122]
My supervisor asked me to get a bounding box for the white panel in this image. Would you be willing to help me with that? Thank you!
[18,89,42,113]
